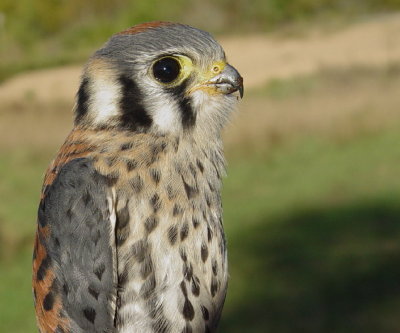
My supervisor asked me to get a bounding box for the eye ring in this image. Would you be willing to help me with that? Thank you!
[152,57,181,84]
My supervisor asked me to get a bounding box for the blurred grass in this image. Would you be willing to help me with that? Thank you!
[222,199,400,333]
[1,0,400,81]
[221,128,400,332]
[0,150,49,261]
[2,126,400,332]
[0,248,38,333]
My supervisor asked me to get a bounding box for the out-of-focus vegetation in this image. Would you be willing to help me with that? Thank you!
[1,0,400,81]
[222,132,400,333]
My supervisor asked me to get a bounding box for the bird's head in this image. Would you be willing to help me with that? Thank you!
[74,21,243,137]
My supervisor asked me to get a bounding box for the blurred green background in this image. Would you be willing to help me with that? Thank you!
[1,1,400,332]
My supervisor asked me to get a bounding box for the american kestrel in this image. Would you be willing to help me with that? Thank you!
[32,21,243,333]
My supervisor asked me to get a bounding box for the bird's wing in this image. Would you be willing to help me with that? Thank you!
[33,158,117,333]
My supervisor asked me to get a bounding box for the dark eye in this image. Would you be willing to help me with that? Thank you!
[152,57,181,83]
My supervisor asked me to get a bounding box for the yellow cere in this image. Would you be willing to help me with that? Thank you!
[200,60,226,82]
[177,56,227,83]
[185,60,227,96]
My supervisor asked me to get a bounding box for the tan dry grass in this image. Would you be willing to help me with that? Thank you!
[1,14,400,152]
[223,67,400,153]
[2,65,400,155]
[0,101,73,151]
[1,14,400,104]
[223,13,400,89]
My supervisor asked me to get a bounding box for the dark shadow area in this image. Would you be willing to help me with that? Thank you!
[220,199,400,333]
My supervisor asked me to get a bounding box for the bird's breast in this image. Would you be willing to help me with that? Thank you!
[92,134,228,332]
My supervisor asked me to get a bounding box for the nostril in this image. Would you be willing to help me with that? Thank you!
[212,66,220,73]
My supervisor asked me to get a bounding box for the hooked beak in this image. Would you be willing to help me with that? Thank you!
[206,64,244,98]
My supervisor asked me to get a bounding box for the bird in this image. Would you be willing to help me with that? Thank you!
[32,21,243,333]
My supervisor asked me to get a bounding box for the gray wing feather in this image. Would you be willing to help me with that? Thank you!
[42,158,116,333]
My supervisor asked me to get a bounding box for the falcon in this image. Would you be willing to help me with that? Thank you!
[32,21,243,333]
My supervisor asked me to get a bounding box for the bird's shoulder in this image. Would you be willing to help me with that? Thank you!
[41,127,174,195]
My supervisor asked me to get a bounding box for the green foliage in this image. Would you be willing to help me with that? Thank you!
[220,126,400,332]
[222,199,400,332]
[0,248,37,333]
[0,0,189,81]
[221,0,400,29]
[0,150,50,261]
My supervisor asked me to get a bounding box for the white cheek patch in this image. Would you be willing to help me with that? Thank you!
[89,77,121,124]
[145,91,182,134]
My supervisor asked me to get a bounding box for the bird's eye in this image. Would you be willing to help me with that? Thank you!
[152,57,181,84]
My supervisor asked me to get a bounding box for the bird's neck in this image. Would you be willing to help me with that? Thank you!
[56,127,226,185]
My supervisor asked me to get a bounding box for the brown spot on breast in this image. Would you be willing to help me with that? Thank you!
[201,242,209,262]
[150,193,162,213]
[168,225,178,245]
[183,262,193,281]
[172,203,183,217]
[131,239,149,262]
[180,223,189,241]
[182,299,195,321]
[144,215,159,233]
[105,171,119,186]
[210,276,219,297]
[191,276,200,297]
[192,217,200,229]
[126,159,138,172]
[130,175,144,193]
[149,168,161,185]
[201,305,210,321]
[117,21,173,35]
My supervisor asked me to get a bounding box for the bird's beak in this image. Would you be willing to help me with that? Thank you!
[205,64,244,99]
